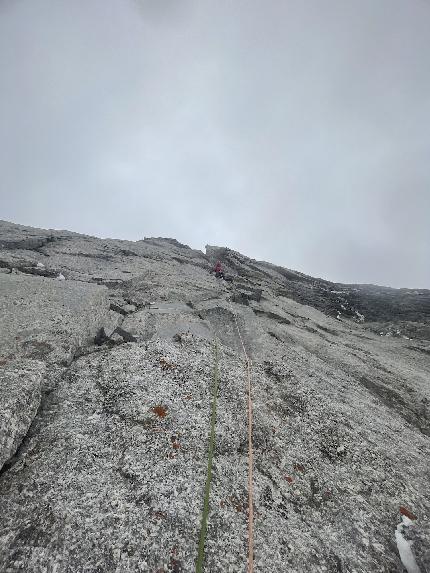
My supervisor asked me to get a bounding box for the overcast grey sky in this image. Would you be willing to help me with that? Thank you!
[1,0,429,288]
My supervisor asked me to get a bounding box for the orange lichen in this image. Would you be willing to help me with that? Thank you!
[152,405,168,418]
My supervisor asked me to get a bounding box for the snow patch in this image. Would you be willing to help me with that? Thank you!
[57,273,65,281]
[395,516,421,573]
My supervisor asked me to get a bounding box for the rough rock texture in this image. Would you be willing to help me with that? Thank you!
[0,360,44,471]
[0,220,429,572]
[0,273,110,366]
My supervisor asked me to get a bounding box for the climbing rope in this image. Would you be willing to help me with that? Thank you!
[196,338,220,573]
[196,274,254,572]
[226,288,255,573]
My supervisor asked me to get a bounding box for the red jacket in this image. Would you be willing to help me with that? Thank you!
[214,261,222,273]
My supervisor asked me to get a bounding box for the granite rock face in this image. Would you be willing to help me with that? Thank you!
[0,360,44,472]
[0,220,429,572]
[0,272,110,366]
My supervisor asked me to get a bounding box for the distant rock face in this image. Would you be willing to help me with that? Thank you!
[0,220,429,572]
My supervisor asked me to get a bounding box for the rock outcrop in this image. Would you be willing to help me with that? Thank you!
[0,220,429,572]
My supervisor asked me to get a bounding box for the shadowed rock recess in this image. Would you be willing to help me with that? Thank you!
[0,220,429,573]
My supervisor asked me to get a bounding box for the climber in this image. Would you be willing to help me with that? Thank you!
[214,260,225,279]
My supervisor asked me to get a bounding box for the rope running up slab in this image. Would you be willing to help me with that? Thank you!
[227,295,254,573]
[196,277,255,573]
[195,339,220,573]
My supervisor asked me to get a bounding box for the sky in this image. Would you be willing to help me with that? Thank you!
[0,0,429,288]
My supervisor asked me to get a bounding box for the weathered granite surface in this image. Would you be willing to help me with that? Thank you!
[0,273,110,366]
[0,360,44,472]
[0,220,429,572]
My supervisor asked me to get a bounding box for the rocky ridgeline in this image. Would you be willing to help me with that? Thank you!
[0,219,429,572]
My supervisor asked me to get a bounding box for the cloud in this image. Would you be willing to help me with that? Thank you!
[0,0,429,287]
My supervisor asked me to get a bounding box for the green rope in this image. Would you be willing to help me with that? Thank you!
[195,339,220,573]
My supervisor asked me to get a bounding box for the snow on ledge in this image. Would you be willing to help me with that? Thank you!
[395,516,421,573]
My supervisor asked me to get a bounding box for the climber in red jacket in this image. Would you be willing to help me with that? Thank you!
[214,260,224,279]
